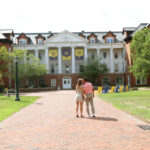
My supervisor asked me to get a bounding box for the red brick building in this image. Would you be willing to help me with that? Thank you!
[0,23,150,89]
[123,23,150,87]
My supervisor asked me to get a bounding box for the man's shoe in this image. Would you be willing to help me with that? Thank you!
[87,115,90,117]
[92,114,95,117]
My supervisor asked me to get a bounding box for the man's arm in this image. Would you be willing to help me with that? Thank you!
[92,88,95,97]
[91,84,94,97]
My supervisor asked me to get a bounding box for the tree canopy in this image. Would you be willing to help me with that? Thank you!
[130,28,150,79]
[0,47,47,87]
[13,49,47,81]
[0,46,12,86]
[80,57,108,85]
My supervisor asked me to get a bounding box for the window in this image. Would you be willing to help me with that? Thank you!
[122,52,124,58]
[90,38,95,43]
[65,65,70,73]
[38,39,42,45]
[28,79,35,88]
[115,52,118,59]
[51,79,56,86]
[51,65,55,74]
[103,52,107,59]
[79,65,84,72]
[39,78,46,87]
[19,39,26,45]
[39,53,42,59]
[102,76,110,86]
[106,37,114,43]
[10,35,13,41]
[91,53,95,59]
[114,64,119,72]
[116,77,124,85]
[136,78,147,85]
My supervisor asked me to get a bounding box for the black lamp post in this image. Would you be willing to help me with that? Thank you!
[14,56,20,101]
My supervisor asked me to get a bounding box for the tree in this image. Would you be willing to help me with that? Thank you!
[130,28,150,79]
[0,46,12,87]
[13,49,47,87]
[80,57,108,85]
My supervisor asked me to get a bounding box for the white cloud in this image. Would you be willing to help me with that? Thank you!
[0,0,149,32]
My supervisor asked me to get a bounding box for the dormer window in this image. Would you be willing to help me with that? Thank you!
[88,33,97,43]
[10,35,13,41]
[106,37,114,43]
[19,39,27,45]
[38,39,42,45]
[103,31,116,43]
[90,38,95,43]
[35,34,45,45]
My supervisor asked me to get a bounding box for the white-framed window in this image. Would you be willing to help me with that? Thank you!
[116,77,124,85]
[114,64,119,72]
[19,39,27,45]
[27,79,35,88]
[10,35,13,41]
[136,77,147,85]
[90,38,95,43]
[106,37,114,43]
[39,78,46,87]
[103,52,107,59]
[38,39,42,45]
[102,76,110,86]
[51,79,56,86]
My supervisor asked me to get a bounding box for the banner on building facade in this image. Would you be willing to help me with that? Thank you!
[62,49,71,60]
[75,49,84,60]
[49,49,58,60]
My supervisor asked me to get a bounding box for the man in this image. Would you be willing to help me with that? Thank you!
[82,78,95,117]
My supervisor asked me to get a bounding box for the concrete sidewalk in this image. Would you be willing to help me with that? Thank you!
[0,90,150,150]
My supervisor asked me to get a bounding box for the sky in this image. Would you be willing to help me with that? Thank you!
[0,0,149,33]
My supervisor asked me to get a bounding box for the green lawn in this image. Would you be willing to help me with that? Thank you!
[98,90,150,123]
[0,96,40,122]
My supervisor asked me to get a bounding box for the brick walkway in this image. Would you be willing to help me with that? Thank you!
[0,90,150,150]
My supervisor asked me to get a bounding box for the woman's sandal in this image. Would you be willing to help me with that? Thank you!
[76,115,79,117]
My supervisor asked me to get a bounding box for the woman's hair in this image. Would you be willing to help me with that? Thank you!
[77,79,83,87]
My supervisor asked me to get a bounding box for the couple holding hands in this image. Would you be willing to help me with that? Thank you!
[75,78,95,118]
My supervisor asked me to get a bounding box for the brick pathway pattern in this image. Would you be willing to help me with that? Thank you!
[0,90,150,150]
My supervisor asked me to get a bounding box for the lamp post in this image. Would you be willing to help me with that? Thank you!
[14,56,20,101]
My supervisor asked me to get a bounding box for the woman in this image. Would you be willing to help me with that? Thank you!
[75,79,84,117]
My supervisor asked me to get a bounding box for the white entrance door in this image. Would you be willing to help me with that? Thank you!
[63,77,71,89]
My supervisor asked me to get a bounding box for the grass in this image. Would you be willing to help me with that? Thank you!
[97,90,150,123]
[0,96,40,122]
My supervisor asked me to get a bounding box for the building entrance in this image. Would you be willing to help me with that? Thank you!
[63,77,71,89]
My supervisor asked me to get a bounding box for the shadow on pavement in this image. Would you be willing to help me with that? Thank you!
[86,116,118,121]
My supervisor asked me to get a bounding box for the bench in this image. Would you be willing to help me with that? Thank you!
[6,89,16,97]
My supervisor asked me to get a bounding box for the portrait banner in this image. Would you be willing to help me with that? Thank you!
[49,49,58,60]
[62,49,71,60]
[75,49,84,60]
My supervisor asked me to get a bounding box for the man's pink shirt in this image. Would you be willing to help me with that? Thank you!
[83,82,93,94]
